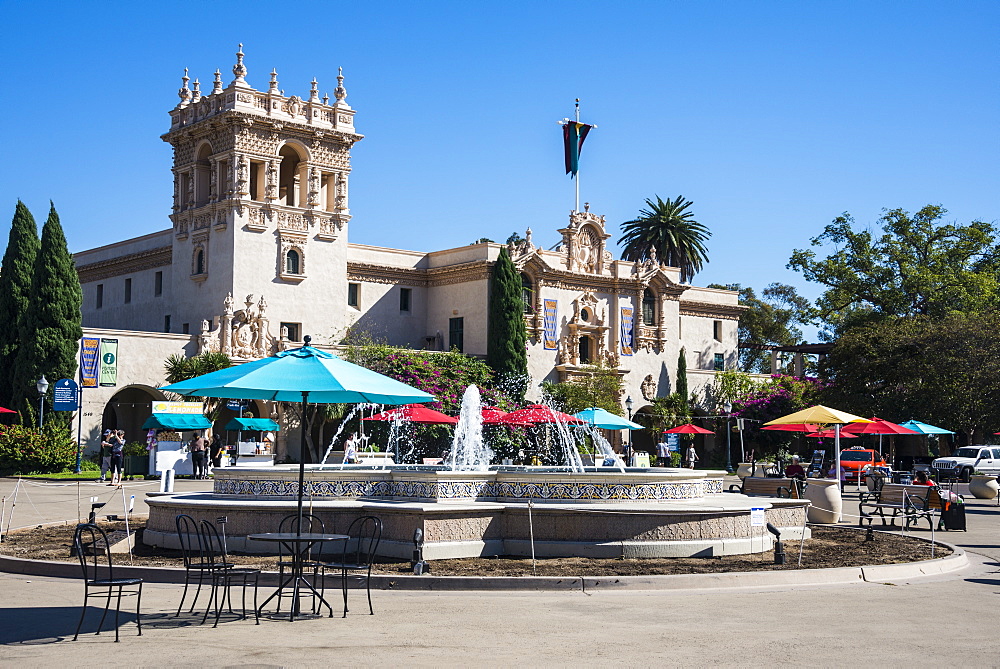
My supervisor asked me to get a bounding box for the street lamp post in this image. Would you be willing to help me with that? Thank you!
[36,375,49,430]
[723,401,733,474]
[625,396,634,465]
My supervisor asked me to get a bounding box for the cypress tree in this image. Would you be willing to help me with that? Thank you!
[0,201,40,410]
[676,347,689,406]
[13,203,82,419]
[486,247,528,400]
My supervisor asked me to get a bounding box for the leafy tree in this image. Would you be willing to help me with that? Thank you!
[163,351,233,420]
[788,205,1000,339]
[486,247,528,401]
[730,374,826,459]
[12,204,82,420]
[676,347,689,406]
[541,362,624,414]
[820,314,1000,444]
[505,231,524,246]
[620,195,711,282]
[0,201,39,411]
[709,283,811,373]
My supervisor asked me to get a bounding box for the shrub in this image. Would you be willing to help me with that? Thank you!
[0,423,77,474]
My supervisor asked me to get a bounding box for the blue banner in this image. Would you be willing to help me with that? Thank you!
[80,337,100,388]
[543,299,558,350]
[620,307,634,356]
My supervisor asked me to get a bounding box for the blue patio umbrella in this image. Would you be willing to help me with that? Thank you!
[573,407,644,430]
[899,420,954,435]
[163,336,434,525]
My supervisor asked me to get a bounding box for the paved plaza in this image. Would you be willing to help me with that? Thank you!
[2,476,1000,666]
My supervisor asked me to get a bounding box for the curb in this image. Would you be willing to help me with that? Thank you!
[0,540,969,592]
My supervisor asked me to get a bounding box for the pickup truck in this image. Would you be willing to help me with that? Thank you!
[931,446,1000,481]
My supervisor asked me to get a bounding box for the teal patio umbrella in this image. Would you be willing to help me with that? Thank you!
[163,336,433,524]
[574,407,644,430]
[899,420,954,435]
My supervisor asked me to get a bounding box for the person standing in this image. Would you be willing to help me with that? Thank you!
[209,434,224,470]
[108,430,125,485]
[657,436,671,467]
[686,443,698,469]
[190,431,208,479]
[98,429,112,482]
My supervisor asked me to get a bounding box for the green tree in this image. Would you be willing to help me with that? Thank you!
[0,201,39,411]
[788,205,1000,339]
[163,351,233,419]
[486,247,528,400]
[12,204,82,419]
[676,347,689,406]
[820,314,1000,444]
[709,283,811,373]
[620,195,711,282]
[542,362,624,414]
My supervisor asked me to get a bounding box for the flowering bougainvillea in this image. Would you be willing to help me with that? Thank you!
[0,423,77,474]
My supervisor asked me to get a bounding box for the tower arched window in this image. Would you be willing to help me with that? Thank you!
[642,289,656,326]
[521,273,533,314]
[278,144,306,208]
[194,249,205,275]
[286,249,301,275]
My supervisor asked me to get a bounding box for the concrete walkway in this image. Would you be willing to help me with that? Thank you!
[1,476,999,666]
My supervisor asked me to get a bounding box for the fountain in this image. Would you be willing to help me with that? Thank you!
[143,386,810,559]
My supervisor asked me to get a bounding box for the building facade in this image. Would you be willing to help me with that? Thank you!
[73,47,742,457]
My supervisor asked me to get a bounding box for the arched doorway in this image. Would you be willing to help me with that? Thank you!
[102,385,166,445]
[631,405,657,456]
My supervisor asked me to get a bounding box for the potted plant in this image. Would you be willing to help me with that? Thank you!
[968,471,999,499]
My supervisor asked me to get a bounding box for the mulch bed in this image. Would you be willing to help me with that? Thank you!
[0,520,950,577]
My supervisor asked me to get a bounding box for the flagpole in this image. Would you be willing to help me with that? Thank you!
[574,98,580,213]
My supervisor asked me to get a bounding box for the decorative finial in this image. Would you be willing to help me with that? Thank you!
[268,68,279,94]
[584,202,590,212]
[212,69,223,95]
[334,66,347,104]
[322,92,329,105]
[232,43,248,84]
[178,68,192,104]
[309,77,320,102]
[191,79,201,103]
[304,334,312,347]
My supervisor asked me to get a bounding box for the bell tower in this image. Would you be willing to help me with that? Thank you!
[160,45,362,339]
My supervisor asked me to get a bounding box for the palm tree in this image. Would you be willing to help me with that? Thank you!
[620,195,711,282]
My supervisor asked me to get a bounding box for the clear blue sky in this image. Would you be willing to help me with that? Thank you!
[2,1,997,340]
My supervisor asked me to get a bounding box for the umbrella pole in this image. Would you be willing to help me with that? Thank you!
[297,391,308,535]
[835,425,842,522]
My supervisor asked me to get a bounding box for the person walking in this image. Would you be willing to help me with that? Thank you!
[686,443,698,469]
[657,436,671,467]
[190,431,208,479]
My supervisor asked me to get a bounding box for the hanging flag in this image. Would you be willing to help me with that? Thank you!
[620,307,634,356]
[80,337,101,388]
[99,338,118,387]
[543,300,559,350]
[563,122,592,178]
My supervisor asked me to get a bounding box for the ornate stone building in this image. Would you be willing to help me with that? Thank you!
[72,46,743,456]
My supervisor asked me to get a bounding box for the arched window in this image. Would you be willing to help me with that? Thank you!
[194,249,205,275]
[579,335,591,364]
[521,273,533,314]
[642,289,656,326]
[278,144,305,207]
[194,143,213,207]
[286,249,300,275]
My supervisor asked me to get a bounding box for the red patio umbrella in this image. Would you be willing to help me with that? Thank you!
[841,418,919,436]
[807,429,858,438]
[501,405,585,425]
[481,407,533,427]
[0,406,14,414]
[663,423,714,434]
[364,404,457,425]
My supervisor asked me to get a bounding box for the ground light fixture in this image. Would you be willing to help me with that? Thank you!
[36,375,49,429]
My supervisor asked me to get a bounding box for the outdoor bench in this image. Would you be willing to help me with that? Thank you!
[858,483,942,530]
[727,477,804,499]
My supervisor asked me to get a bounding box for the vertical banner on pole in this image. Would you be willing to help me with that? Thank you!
[99,339,118,387]
[543,300,558,350]
[80,337,101,388]
[620,307,634,356]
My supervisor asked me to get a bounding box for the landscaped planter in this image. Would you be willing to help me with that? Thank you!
[968,475,999,500]
[736,463,753,480]
[804,478,842,524]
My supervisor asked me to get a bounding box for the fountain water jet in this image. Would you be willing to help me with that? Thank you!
[446,385,492,471]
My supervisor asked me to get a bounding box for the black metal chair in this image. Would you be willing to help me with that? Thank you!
[72,523,143,642]
[315,516,382,618]
[198,519,260,627]
[175,513,231,617]
[276,513,325,613]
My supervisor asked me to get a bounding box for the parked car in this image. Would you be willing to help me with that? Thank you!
[839,448,887,482]
[932,446,1000,482]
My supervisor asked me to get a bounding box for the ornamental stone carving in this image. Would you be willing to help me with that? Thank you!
[641,374,657,401]
[200,293,277,360]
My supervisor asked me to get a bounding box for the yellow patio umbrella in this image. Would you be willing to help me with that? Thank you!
[766,406,872,521]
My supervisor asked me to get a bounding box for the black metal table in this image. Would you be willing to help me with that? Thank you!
[248,532,348,621]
